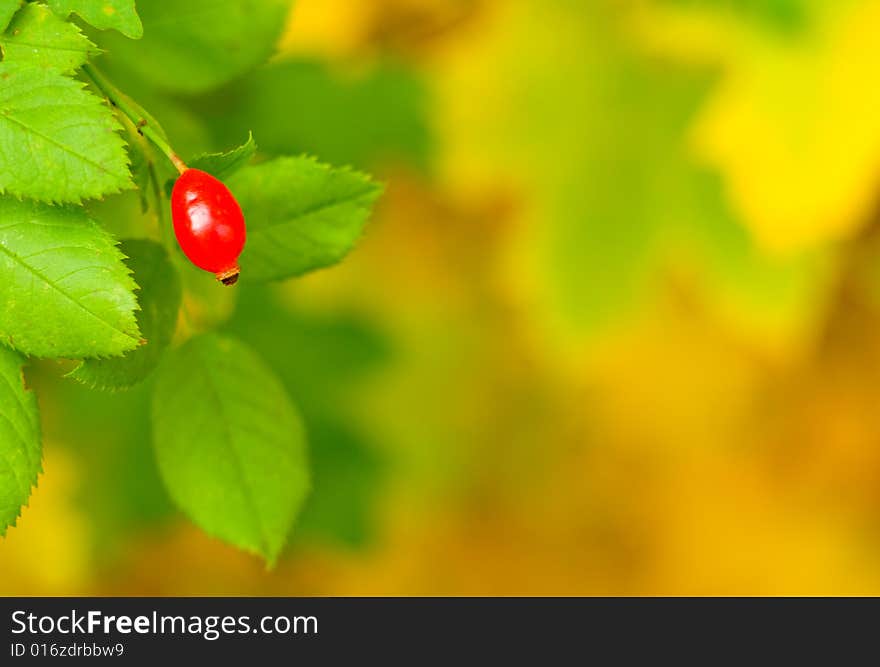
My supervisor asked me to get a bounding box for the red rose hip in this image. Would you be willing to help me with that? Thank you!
[171,168,246,286]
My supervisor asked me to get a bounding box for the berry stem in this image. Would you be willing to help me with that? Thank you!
[81,63,188,175]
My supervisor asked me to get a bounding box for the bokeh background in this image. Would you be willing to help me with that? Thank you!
[7,0,880,595]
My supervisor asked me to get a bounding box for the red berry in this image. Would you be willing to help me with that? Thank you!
[171,168,246,286]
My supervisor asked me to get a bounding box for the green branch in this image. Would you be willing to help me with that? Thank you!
[81,63,188,175]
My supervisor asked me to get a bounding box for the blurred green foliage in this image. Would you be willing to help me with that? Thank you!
[661,0,808,31]
[10,0,880,596]
[97,0,289,92]
[196,59,433,172]
[225,286,390,551]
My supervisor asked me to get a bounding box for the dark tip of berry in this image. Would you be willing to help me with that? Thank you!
[217,266,240,287]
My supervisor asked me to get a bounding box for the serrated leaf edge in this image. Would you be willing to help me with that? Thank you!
[0,3,103,75]
[0,224,143,360]
[46,0,143,40]
[0,355,42,538]
[0,64,134,204]
[242,154,384,282]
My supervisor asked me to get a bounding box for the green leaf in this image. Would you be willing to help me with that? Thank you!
[0,64,132,203]
[152,333,309,565]
[97,0,290,93]
[0,3,98,72]
[189,131,256,181]
[0,346,41,536]
[0,197,141,359]
[46,0,142,39]
[228,156,382,282]
[71,240,181,390]
[0,0,22,32]
[165,132,256,197]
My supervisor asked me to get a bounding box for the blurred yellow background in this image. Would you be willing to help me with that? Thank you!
[8,0,880,595]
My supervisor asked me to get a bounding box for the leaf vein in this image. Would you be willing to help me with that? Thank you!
[0,242,138,345]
